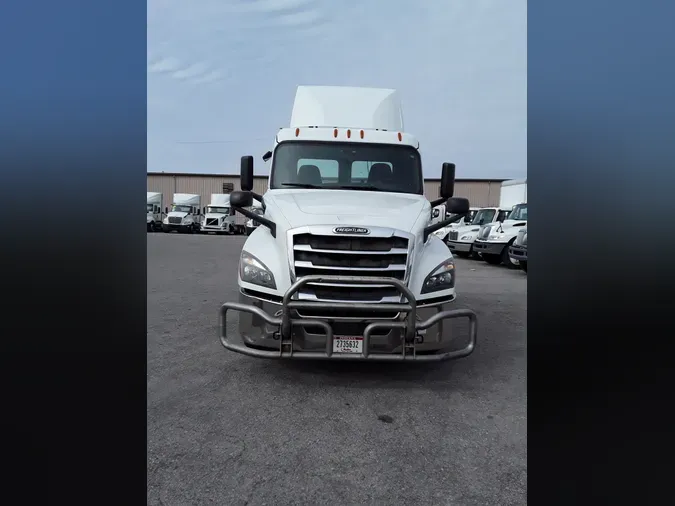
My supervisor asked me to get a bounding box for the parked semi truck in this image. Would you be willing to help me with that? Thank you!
[202,194,236,234]
[244,201,263,235]
[509,227,527,272]
[147,192,163,232]
[473,178,527,267]
[443,207,510,258]
[432,207,478,242]
[219,85,478,361]
[162,193,202,233]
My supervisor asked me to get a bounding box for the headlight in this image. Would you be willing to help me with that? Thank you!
[239,250,276,289]
[421,259,455,294]
[488,233,505,240]
[460,234,474,240]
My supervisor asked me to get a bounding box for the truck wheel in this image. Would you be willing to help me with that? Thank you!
[482,253,502,264]
[501,240,518,269]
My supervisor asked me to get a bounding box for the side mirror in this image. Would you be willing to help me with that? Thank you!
[165,207,168,214]
[197,209,200,215]
[241,156,254,191]
[202,207,206,214]
[230,190,253,208]
[446,197,470,215]
[262,150,272,162]
[440,162,456,199]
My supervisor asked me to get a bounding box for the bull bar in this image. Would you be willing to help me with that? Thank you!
[219,275,477,361]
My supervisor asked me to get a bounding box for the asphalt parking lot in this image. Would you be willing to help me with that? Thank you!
[147,233,527,506]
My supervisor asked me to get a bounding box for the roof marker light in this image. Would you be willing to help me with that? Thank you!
[346,129,351,139]
[360,130,364,139]
[295,128,300,137]
[397,132,402,141]
[333,128,338,138]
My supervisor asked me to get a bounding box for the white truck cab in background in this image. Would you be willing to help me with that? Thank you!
[147,192,163,232]
[445,206,511,258]
[432,207,478,242]
[473,178,527,267]
[245,201,263,235]
[201,194,235,234]
[162,193,202,234]
[218,85,478,362]
[508,227,528,272]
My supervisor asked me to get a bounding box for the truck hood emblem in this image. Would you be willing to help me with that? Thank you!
[333,226,370,235]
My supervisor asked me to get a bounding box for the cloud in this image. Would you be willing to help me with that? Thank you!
[147,0,527,179]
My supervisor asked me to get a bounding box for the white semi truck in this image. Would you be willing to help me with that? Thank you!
[472,178,527,267]
[201,194,236,234]
[162,193,202,233]
[431,207,478,242]
[219,85,478,361]
[147,192,163,232]
[443,206,511,258]
[244,201,263,236]
[508,227,527,272]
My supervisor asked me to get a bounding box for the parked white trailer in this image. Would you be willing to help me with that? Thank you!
[473,178,528,267]
[201,194,235,234]
[147,192,163,232]
[218,85,478,362]
[162,193,202,233]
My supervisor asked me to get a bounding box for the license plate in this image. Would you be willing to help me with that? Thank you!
[333,336,363,354]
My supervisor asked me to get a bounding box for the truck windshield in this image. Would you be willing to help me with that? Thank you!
[270,141,423,195]
[508,204,528,220]
[471,209,496,225]
[208,206,229,215]
[171,205,192,213]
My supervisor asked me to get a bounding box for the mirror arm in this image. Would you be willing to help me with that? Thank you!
[423,213,467,242]
[429,197,446,208]
[232,206,276,238]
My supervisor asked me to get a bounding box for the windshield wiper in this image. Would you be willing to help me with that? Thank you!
[334,184,386,192]
[281,182,322,189]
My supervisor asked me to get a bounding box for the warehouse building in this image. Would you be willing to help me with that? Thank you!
[147,172,506,208]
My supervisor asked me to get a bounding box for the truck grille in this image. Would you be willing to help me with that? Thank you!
[449,230,459,241]
[205,218,219,226]
[168,217,182,224]
[290,231,410,308]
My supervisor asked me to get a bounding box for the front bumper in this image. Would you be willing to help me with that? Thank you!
[202,224,230,233]
[219,276,477,362]
[447,240,473,253]
[473,241,508,256]
[162,223,191,232]
[509,244,527,262]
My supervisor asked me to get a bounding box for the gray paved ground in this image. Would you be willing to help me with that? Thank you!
[147,233,527,506]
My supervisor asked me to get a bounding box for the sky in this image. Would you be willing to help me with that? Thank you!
[147,0,527,179]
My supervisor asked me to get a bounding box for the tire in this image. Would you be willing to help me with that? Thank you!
[482,253,502,265]
[501,240,519,269]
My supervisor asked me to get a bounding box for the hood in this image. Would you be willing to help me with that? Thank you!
[268,189,428,232]
[496,219,527,230]
[453,223,482,235]
[167,211,188,219]
[204,213,227,219]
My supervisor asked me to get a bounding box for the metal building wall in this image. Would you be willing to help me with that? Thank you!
[148,174,501,209]
[424,180,502,207]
